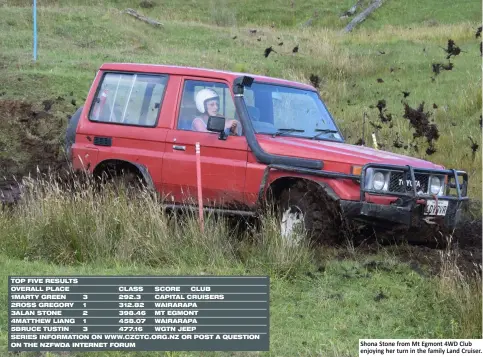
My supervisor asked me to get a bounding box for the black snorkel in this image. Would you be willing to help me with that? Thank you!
[233,76,324,170]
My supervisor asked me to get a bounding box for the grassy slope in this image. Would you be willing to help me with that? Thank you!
[0,252,479,357]
[5,1,480,29]
[0,1,481,355]
[0,0,481,199]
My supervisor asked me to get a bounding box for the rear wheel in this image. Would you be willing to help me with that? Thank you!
[64,106,83,160]
[100,168,145,198]
[276,181,344,246]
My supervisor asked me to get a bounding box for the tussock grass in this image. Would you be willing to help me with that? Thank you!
[0,170,315,279]
[437,234,482,338]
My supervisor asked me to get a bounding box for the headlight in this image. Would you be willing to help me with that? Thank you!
[373,172,386,190]
[429,175,443,195]
[364,168,389,191]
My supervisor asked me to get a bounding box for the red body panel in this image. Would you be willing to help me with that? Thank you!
[71,63,447,210]
[162,130,248,206]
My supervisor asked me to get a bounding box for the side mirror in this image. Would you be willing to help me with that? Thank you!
[207,116,227,140]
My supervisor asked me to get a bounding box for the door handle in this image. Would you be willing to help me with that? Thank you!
[173,145,186,151]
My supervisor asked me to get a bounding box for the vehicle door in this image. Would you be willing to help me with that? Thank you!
[161,78,249,208]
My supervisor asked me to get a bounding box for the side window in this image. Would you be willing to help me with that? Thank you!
[89,72,168,126]
[177,79,237,132]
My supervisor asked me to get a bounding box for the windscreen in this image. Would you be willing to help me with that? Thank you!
[242,82,343,142]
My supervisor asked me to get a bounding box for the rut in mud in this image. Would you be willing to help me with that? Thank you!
[343,216,482,278]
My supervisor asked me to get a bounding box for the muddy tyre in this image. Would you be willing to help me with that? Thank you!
[276,181,344,246]
[100,168,145,198]
[64,106,83,160]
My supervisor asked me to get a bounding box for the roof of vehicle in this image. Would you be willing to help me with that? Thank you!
[100,63,316,91]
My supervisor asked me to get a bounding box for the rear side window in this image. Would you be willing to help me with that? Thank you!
[89,72,168,126]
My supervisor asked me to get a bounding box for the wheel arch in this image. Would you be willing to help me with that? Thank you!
[266,176,340,205]
[92,159,155,190]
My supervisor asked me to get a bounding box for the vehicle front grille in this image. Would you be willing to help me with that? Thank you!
[388,172,429,194]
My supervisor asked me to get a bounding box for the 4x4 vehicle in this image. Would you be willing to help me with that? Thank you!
[65,63,469,244]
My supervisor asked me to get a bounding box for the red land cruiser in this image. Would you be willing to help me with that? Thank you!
[65,63,469,243]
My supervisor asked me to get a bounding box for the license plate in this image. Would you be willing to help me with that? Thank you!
[424,200,448,216]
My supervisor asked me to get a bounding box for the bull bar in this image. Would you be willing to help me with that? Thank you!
[256,163,469,229]
[346,163,469,229]
[359,163,468,202]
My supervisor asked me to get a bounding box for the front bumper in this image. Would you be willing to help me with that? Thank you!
[340,199,463,229]
[341,163,469,229]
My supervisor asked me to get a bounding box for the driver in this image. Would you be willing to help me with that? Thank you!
[191,88,239,135]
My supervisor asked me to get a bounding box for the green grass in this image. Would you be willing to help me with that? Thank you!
[1,238,481,357]
[0,176,481,356]
[0,1,481,355]
[4,0,480,29]
[1,253,477,357]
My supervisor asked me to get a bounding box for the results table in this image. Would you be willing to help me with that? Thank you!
[8,276,270,352]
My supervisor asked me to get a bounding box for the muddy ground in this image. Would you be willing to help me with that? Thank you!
[0,99,69,176]
[0,99,481,277]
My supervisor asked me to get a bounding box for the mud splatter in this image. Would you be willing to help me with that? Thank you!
[309,74,320,89]
[374,290,388,302]
[0,99,66,178]
[264,46,276,58]
[42,100,53,112]
[441,62,454,71]
[468,136,479,161]
[402,102,439,148]
[393,133,403,148]
[425,144,437,155]
[432,62,454,76]
[443,39,462,59]
[376,99,392,123]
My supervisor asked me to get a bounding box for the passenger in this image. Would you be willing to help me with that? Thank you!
[192,88,239,135]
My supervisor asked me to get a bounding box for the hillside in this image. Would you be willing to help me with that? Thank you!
[0,1,482,356]
[0,0,481,200]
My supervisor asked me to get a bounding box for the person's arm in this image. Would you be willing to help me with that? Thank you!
[225,119,240,135]
[192,117,208,132]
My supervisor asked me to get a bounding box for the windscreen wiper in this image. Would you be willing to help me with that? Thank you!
[272,128,305,137]
[311,128,339,139]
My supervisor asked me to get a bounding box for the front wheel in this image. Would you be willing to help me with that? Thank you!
[276,181,345,246]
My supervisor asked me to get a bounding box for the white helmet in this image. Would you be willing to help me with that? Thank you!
[195,88,219,113]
